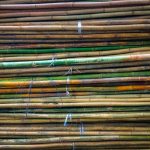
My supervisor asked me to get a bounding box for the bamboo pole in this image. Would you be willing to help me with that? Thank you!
[0,0,149,10]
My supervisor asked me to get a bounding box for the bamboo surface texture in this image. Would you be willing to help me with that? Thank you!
[0,0,150,149]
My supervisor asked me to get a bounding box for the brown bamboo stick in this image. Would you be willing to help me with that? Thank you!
[0,0,149,10]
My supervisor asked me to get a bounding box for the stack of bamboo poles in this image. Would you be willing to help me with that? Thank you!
[0,0,150,149]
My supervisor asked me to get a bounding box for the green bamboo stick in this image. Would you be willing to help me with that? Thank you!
[0,135,150,145]
[0,45,138,54]
[1,106,149,113]
[0,54,150,68]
